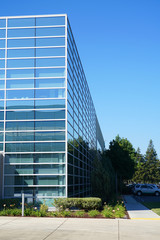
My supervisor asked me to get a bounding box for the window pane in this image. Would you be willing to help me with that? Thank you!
[0,111,4,120]
[36,27,65,37]
[35,131,65,141]
[36,58,65,67]
[35,99,65,109]
[36,68,65,78]
[7,59,34,68]
[35,142,65,152]
[35,89,65,98]
[36,17,65,26]
[35,110,65,119]
[6,100,34,109]
[36,47,65,57]
[0,132,3,141]
[0,90,4,99]
[0,19,6,28]
[0,60,5,68]
[0,122,4,131]
[8,18,35,27]
[7,69,34,79]
[8,28,35,38]
[5,143,34,152]
[0,143,3,151]
[6,89,34,99]
[6,110,34,120]
[0,81,4,89]
[6,121,34,131]
[36,37,65,47]
[7,48,34,58]
[0,100,4,109]
[8,38,35,48]
[0,50,5,58]
[35,78,65,88]
[6,79,34,89]
[0,29,5,38]
[0,70,5,79]
[35,120,65,130]
[0,40,5,48]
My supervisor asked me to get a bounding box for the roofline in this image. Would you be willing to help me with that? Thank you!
[0,14,67,19]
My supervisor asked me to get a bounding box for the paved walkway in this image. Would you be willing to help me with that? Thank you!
[123,195,160,220]
[0,217,160,240]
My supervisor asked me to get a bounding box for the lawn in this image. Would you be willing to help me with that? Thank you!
[142,202,160,216]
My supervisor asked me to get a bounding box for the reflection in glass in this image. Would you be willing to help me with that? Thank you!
[36,58,65,67]
[8,18,35,27]
[7,69,34,79]
[35,99,65,109]
[6,110,34,120]
[0,70,5,79]
[8,28,35,38]
[36,68,65,78]
[6,79,34,89]
[35,89,65,98]
[36,47,65,57]
[0,60,5,68]
[35,78,65,88]
[0,40,5,48]
[8,38,35,48]
[36,27,65,37]
[36,37,65,47]
[7,59,34,68]
[6,89,34,99]
[7,48,34,58]
[0,100,4,109]
[6,100,34,109]
[0,29,5,38]
[36,17,65,26]
[0,19,6,28]
[0,81,4,89]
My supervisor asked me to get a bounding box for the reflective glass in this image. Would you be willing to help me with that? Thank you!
[0,111,4,120]
[0,81,4,89]
[0,90,4,99]
[6,100,34,109]
[6,121,34,130]
[36,17,65,26]
[5,143,34,152]
[7,59,34,68]
[36,68,65,78]
[35,99,65,109]
[36,37,65,47]
[35,131,65,141]
[35,120,65,130]
[5,176,33,185]
[35,89,65,98]
[6,79,34,89]
[0,132,3,141]
[36,47,65,57]
[0,143,3,151]
[8,28,35,38]
[7,48,34,58]
[6,89,34,99]
[0,101,4,109]
[0,60,5,68]
[8,38,35,48]
[0,19,6,28]
[35,110,65,119]
[0,29,5,38]
[36,27,65,37]
[35,142,65,152]
[36,57,65,67]
[0,70,5,79]
[0,49,5,58]
[35,78,65,88]
[0,122,4,130]
[7,69,34,79]
[0,40,5,48]
[6,110,34,120]
[8,18,35,27]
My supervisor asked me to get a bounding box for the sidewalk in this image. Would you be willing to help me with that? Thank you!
[123,195,160,220]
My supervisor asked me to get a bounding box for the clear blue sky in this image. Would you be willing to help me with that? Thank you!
[1,0,160,157]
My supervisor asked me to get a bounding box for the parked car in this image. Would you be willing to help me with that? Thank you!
[133,184,160,196]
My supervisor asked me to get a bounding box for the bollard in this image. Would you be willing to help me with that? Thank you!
[22,193,24,217]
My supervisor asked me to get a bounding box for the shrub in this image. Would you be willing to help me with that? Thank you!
[74,210,85,217]
[53,198,102,211]
[102,209,114,218]
[88,210,99,217]
[59,210,71,217]
[0,199,20,210]
[40,201,48,216]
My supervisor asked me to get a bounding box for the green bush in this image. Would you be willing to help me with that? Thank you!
[53,198,102,211]
[74,210,85,217]
[0,199,20,210]
[88,210,99,217]
[59,210,71,217]
[0,208,21,216]
[102,209,114,218]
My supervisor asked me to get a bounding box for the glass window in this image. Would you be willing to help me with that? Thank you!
[35,99,65,109]
[35,89,65,98]
[5,143,34,152]
[7,69,34,79]
[0,100,4,109]
[36,57,65,67]
[36,47,65,57]
[35,120,65,130]
[6,79,34,89]
[0,49,5,58]
[36,17,65,26]
[0,81,4,89]
[0,19,6,28]
[8,38,35,48]
[0,60,5,68]
[0,111,4,120]
[0,143,3,151]
[36,68,65,78]
[35,131,65,141]
[0,132,3,141]
[0,29,5,38]
[36,27,65,37]
[6,100,34,109]
[7,59,34,68]
[0,90,4,99]
[6,121,34,131]
[6,110,34,120]
[0,122,4,131]
[36,37,65,47]
[7,48,34,58]
[35,110,65,119]
[8,18,35,27]
[6,89,34,99]
[35,78,65,88]
[8,28,35,38]
[35,142,65,152]
[0,70,5,79]
[0,40,5,48]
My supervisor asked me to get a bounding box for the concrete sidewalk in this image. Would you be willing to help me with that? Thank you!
[0,217,160,240]
[123,195,160,219]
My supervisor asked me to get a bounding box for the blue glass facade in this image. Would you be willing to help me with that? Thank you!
[0,15,105,202]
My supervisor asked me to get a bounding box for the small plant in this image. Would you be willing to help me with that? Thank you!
[59,210,71,217]
[88,210,99,218]
[74,210,85,217]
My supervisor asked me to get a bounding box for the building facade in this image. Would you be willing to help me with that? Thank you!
[0,14,105,204]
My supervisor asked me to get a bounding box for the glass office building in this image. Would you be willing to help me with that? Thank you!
[0,14,105,203]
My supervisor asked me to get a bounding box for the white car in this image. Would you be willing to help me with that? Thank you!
[133,184,160,196]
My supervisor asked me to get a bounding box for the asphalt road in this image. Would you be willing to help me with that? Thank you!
[133,194,160,203]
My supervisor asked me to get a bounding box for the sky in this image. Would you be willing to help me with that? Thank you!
[1,0,160,157]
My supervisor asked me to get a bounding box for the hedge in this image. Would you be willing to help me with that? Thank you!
[0,198,20,210]
[53,198,102,211]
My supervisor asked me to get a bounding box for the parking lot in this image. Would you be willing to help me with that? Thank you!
[134,195,160,203]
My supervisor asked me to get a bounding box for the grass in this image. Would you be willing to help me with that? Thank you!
[141,202,160,216]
